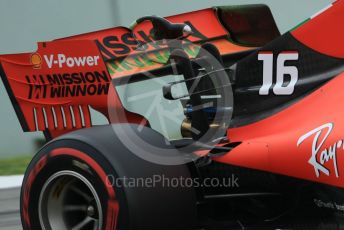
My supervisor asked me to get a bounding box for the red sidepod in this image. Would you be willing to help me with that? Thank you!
[215,72,344,188]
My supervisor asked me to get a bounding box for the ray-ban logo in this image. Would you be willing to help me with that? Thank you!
[297,123,344,178]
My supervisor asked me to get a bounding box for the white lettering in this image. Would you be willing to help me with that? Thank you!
[297,123,343,178]
[43,54,100,69]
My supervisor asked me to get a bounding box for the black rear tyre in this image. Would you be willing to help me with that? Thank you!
[21,124,197,230]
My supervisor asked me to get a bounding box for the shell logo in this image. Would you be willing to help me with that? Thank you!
[30,53,42,69]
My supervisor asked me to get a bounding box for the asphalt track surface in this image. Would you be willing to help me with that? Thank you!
[0,188,21,230]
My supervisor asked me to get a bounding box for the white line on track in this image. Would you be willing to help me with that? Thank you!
[0,175,23,189]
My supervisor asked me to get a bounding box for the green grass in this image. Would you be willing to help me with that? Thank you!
[0,156,32,176]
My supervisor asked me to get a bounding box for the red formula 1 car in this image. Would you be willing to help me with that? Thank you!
[1,1,344,230]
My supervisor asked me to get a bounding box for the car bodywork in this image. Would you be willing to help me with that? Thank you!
[0,5,278,138]
[2,1,344,227]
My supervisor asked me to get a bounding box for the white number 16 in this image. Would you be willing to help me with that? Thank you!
[258,52,299,95]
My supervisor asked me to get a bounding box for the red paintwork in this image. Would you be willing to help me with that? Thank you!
[214,72,344,188]
[0,8,252,137]
[213,0,344,188]
[292,0,344,58]
[0,41,109,132]
[3,2,344,190]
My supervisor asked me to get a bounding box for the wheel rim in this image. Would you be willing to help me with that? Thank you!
[39,170,103,230]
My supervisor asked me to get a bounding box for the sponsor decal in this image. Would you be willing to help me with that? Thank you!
[314,199,344,212]
[96,21,208,61]
[297,123,344,178]
[107,43,200,76]
[31,53,100,69]
[30,53,43,69]
[43,54,100,69]
[26,71,110,99]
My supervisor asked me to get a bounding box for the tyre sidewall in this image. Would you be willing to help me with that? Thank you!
[20,139,128,230]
